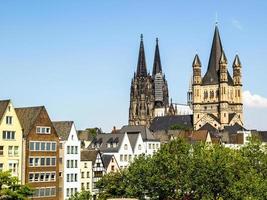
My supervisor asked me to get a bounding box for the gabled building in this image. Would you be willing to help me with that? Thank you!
[15,106,59,200]
[53,121,81,200]
[0,100,23,181]
[80,150,105,197]
[89,125,160,169]
[192,25,243,130]
[102,154,120,173]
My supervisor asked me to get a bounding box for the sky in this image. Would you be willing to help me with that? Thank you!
[1,0,267,132]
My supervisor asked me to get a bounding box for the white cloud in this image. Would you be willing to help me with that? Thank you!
[232,19,243,30]
[243,90,267,108]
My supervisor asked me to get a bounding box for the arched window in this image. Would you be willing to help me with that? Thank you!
[124,144,128,150]
[210,90,214,99]
[204,91,208,99]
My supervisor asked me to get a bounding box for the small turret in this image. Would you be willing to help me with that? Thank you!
[219,50,228,83]
[233,54,242,86]
[192,54,202,85]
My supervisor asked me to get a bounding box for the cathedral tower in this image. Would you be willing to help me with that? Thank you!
[129,36,169,126]
[192,26,243,130]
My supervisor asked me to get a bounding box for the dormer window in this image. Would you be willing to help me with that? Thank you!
[36,126,51,134]
[113,143,117,148]
[107,143,111,148]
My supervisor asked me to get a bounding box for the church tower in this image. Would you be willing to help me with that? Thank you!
[192,25,244,130]
[129,35,169,126]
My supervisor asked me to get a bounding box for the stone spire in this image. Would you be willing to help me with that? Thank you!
[136,34,147,77]
[152,38,162,76]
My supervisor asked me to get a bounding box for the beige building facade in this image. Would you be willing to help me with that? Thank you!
[0,100,23,181]
[192,26,243,131]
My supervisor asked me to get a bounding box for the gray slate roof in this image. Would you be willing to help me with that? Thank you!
[224,123,245,134]
[202,26,234,86]
[89,133,124,153]
[15,106,44,136]
[120,125,157,141]
[101,154,113,169]
[150,115,193,132]
[0,100,10,120]
[127,133,139,150]
[53,121,73,141]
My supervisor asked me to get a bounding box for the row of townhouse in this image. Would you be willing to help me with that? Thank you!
[0,99,120,200]
[87,125,161,169]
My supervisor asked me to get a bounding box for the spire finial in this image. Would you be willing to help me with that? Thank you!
[140,34,143,41]
[156,37,159,44]
[215,12,218,26]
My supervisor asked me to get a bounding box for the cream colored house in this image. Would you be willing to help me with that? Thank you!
[0,100,23,181]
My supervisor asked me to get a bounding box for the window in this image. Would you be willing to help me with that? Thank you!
[36,126,51,134]
[41,158,45,166]
[40,173,45,181]
[75,146,78,154]
[96,163,100,167]
[35,142,40,151]
[33,187,56,197]
[29,173,34,182]
[29,158,34,166]
[0,146,4,156]
[81,183,84,189]
[152,144,155,149]
[51,158,56,166]
[0,163,3,171]
[67,160,70,168]
[3,131,15,140]
[75,173,77,181]
[67,146,70,154]
[51,173,55,181]
[81,172,84,178]
[111,166,115,171]
[46,143,51,151]
[30,142,34,151]
[51,143,56,151]
[87,182,90,189]
[87,172,90,178]
[124,154,127,161]
[129,155,132,161]
[71,160,74,168]
[124,144,128,150]
[138,144,141,150]
[149,143,152,149]
[6,116,12,124]
[8,146,13,156]
[71,146,74,154]
[94,171,103,178]
[67,188,70,197]
[41,142,45,150]
[34,173,39,181]
[120,154,123,161]
[84,163,87,168]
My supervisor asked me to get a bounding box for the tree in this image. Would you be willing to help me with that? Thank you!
[68,190,92,200]
[96,138,267,200]
[0,171,34,200]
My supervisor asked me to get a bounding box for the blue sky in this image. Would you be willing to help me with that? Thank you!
[1,1,267,131]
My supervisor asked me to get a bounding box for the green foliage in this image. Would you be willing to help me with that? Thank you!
[97,138,267,200]
[68,190,92,200]
[170,124,192,131]
[0,171,34,200]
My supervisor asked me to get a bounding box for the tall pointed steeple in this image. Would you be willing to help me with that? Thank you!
[202,25,223,85]
[152,38,162,76]
[136,34,147,77]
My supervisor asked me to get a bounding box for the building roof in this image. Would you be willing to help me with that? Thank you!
[149,115,193,132]
[224,123,245,134]
[80,149,99,163]
[199,123,218,133]
[101,154,114,169]
[15,106,44,136]
[89,133,125,153]
[256,131,267,142]
[136,34,147,77]
[0,100,10,120]
[53,121,73,141]
[120,125,158,141]
[127,133,139,150]
[202,26,234,86]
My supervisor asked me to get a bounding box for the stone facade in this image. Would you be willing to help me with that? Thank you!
[129,35,169,126]
[192,26,243,130]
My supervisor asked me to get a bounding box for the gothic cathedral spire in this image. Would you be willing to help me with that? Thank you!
[136,34,147,77]
[152,38,162,76]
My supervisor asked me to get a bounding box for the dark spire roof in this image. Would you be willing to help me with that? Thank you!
[202,26,223,85]
[136,34,147,77]
[192,54,201,67]
[233,54,241,67]
[152,38,162,76]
